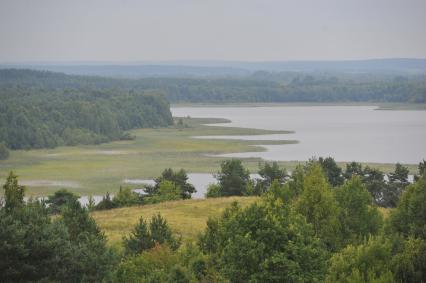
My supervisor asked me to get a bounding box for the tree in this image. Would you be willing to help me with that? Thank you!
[0,175,116,283]
[124,217,153,255]
[344,161,363,179]
[153,168,196,199]
[0,142,9,160]
[335,176,383,246]
[113,244,181,283]
[392,237,426,283]
[295,163,341,251]
[113,186,141,207]
[414,160,426,181]
[149,213,180,250]
[363,166,387,206]
[419,160,426,176]
[124,213,180,255]
[199,201,328,282]
[389,163,409,184]
[60,199,101,241]
[258,161,287,186]
[95,192,117,210]
[215,159,250,196]
[389,175,426,239]
[326,236,395,283]
[318,157,344,186]
[3,171,25,212]
[46,189,79,214]
[384,163,410,207]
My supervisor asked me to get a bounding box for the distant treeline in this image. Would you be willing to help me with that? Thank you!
[1,68,426,105]
[0,70,173,149]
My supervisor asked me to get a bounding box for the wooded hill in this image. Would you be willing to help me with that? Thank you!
[0,69,173,149]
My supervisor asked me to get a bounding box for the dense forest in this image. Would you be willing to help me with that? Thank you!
[1,68,426,151]
[1,68,426,104]
[1,158,425,282]
[0,70,173,150]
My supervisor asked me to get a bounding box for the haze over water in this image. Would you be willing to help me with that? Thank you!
[172,106,426,164]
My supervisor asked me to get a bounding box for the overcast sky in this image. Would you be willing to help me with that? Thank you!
[1,0,425,63]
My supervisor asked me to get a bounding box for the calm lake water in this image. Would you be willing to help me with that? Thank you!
[172,106,426,164]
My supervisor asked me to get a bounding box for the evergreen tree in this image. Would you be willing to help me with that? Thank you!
[215,159,250,196]
[3,171,25,212]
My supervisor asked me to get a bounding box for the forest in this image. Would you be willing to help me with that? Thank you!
[1,68,425,152]
[1,158,425,282]
[0,70,173,150]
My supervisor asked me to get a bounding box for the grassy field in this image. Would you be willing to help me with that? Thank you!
[0,117,297,196]
[91,196,259,247]
[0,116,418,196]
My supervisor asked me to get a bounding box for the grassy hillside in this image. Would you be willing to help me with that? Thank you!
[91,196,259,247]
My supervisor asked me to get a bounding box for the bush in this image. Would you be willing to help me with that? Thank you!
[95,192,117,210]
[113,187,141,207]
[145,180,183,204]
[205,183,221,198]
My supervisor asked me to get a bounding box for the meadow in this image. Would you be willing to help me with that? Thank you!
[92,196,259,247]
[0,116,417,196]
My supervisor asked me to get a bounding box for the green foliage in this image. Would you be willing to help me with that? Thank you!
[60,198,101,241]
[0,69,173,150]
[46,189,79,214]
[344,161,364,179]
[389,175,426,239]
[215,159,250,196]
[258,161,287,187]
[295,163,342,251]
[152,168,196,199]
[113,244,182,283]
[419,160,426,176]
[0,142,9,160]
[326,236,395,283]
[124,213,180,255]
[95,192,118,210]
[336,176,383,246]
[392,237,426,283]
[0,174,116,282]
[145,180,184,204]
[205,183,221,198]
[286,164,305,198]
[382,163,410,208]
[113,186,141,207]
[318,156,344,186]
[363,166,387,206]
[3,171,25,212]
[199,201,328,282]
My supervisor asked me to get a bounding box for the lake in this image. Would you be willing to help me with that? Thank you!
[172,105,426,164]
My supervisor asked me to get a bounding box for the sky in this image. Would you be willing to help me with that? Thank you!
[0,0,426,63]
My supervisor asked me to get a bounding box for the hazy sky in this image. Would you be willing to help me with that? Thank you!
[1,0,426,62]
